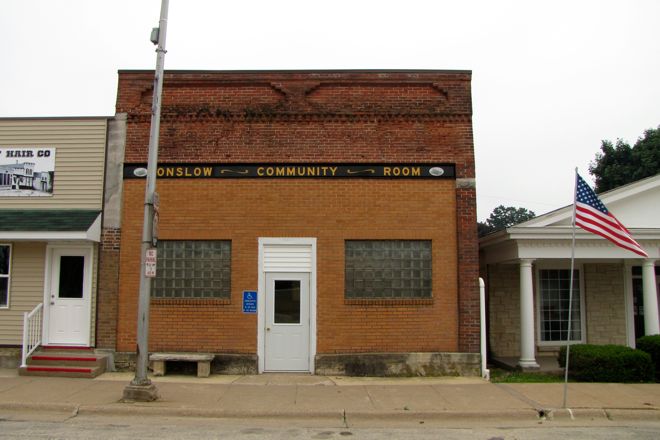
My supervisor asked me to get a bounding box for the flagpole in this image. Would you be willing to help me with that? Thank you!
[563,167,578,408]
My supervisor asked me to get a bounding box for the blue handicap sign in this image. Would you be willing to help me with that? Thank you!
[243,291,257,314]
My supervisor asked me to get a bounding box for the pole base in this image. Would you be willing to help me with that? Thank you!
[122,383,160,402]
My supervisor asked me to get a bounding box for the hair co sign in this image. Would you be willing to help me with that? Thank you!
[0,147,55,197]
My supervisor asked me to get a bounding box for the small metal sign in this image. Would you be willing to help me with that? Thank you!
[151,192,160,247]
[145,248,157,278]
[242,291,257,314]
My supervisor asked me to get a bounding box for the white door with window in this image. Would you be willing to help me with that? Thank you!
[46,247,92,346]
[264,272,310,371]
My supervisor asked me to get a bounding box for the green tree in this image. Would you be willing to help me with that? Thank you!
[478,205,536,237]
[589,126,660,193]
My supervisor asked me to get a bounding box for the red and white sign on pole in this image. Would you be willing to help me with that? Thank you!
[145,248,157,278]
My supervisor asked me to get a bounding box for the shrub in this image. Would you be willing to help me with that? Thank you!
[558,344,654,383]
[637,335,660,381]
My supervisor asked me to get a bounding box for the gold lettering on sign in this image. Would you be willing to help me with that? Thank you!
[383,166,421,177]
[146,164,430,178]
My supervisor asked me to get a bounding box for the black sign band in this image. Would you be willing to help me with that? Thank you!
[124,163,455,179]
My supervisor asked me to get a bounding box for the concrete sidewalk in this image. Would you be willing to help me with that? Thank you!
[1,368,659,423]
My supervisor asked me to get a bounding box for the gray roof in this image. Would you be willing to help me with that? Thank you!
[0,210,100,231]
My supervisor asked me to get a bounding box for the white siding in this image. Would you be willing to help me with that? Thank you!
[263,244,313,272]
[0,242,45,345]
[0,118,107,209]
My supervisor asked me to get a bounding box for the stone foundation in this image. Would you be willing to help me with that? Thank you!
[0,347,20,368]
[315,352,481,377]
[113,352,258,375]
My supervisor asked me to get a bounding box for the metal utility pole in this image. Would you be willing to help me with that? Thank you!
[122,0,169,402]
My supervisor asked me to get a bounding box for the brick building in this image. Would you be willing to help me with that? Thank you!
[102,70,480,375]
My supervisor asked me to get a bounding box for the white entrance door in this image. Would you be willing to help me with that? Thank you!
[47,248,91,346]
[264,272,310,371]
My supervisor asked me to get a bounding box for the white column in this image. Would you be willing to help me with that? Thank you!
[642,260,659,336]
[519,259,539,369]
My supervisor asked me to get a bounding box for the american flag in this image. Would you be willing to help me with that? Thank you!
[575,174,648,257]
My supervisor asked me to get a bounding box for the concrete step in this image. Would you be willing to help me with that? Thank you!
[40,345,95,352]
[18,364,105,378]
[28,354,106,368]
[19,347,108,378]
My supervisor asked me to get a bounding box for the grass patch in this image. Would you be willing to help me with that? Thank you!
[490,368,565,383]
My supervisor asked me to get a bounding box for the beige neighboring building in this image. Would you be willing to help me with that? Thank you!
[480,174,660,369]
[0,118,110,366]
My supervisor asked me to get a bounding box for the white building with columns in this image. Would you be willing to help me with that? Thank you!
[480,174,660,369]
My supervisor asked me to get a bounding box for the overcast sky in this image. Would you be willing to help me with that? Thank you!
[2,0,659,220]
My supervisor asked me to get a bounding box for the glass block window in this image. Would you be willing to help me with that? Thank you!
[153,241,231,299]
[539,269,581,342]
[345,240,432,299]
[0,244,10,307]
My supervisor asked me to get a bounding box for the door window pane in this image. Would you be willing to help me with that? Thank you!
[0,245,9,307]
[0,246,9,274]
[0,278,7,307]
[274,280,301,324]
[58,256,84,299]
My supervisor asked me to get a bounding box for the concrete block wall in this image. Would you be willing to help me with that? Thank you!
[487,264,522,358]
[584,263,627,345]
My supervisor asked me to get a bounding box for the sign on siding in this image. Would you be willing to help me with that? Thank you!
[0,147,55,197]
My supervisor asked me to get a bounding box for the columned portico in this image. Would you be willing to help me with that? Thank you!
[642,259,660,335]
[519,259,539,369]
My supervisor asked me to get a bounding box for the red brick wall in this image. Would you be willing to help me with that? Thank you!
[117,179,458,353]
[96,227,121,349]
[113,70,478,355]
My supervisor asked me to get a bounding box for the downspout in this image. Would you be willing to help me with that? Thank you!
[480,277,490,380]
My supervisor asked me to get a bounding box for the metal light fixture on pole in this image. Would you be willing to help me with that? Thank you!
[122,0,169,402]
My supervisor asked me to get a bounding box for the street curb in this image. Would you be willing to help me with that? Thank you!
[542,407,660,421]
[2,402,659,422]
[0,402,539,421]
[344,409,541,422]
[78,404,347,421]
[0,402,79,413]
